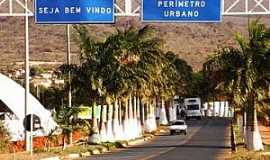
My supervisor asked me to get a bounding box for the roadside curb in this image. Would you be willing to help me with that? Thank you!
[127,135,154,146]
[40,134,154,160]
[40,156,61,160]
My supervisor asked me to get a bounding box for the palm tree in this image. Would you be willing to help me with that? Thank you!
[60,24,193,143]
[99,25,165,139]
[203,20,270,151]
[59,25,106,144]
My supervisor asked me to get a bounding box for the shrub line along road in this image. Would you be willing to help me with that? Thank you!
[85,118,231,160]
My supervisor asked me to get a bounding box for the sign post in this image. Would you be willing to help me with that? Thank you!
[142,0,222,22]
[35,0,115,24]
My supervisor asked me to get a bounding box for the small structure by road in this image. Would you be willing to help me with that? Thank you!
[0,73,57,141]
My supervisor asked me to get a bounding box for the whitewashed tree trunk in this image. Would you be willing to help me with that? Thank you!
[106,104,115,142]
[144,100,151,132]
[169,99,177,122]
[88,101,100,144]
[150,100,157,131]
[214,102,218,117]
[172,104,177,121]
[99,105,108,142]
[137,97,142,136]
[112,99,123,141]
[223,102,227,117]
[118,99,125,141]
[169,100,173,122]
[243,111,247,145]
[145,99,157,132]
[245,108,264,150]
[128,95,136,139]
[123,98,130,140]
[133,96,139,137]
[159,98,168,125]
[212,102,216,117]
[219,101,222,117]
[156,99,160,120]
[140,100,145,133]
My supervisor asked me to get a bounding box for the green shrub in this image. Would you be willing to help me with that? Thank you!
[0,121,11,153]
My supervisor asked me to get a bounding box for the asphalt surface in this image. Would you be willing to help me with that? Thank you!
[85,118,231,160]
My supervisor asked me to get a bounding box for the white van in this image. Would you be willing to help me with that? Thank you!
[184,98,202,120]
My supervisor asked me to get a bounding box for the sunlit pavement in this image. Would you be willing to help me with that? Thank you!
[84,118,231,160]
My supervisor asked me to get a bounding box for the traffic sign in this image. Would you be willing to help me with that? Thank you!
[23,114,42,132]
[142,0,222,22]
[35,0,115,24]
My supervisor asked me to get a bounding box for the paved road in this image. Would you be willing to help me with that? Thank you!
[85,118,231,160]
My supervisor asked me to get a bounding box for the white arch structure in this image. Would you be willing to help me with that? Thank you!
[0,73,57,141]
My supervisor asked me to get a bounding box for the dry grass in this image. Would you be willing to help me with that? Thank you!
[0,152,58,160]
[228,147,270,160]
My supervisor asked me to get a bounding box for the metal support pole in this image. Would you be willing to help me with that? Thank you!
[24,0,32,155]
[66,24,72,145]
[125,0,132,14]
[66,24,72,107]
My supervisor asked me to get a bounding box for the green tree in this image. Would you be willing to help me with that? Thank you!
[30,66,45,77]
[53,105,88,149]
[58,25,105,144]
[203,20,270,150]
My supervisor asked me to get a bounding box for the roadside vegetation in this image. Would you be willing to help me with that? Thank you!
[0,121,10,153]
[21,25,196,152]
[56,25,194,144]
[203,19,270,151]
[30,20,269,154]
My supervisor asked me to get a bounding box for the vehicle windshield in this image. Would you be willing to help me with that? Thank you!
[187,104,199,110]
[173,121,185,125]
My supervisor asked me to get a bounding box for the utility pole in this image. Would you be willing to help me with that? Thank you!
[66,24,72,145]
[24,0,32,155]
[66,24,72,108]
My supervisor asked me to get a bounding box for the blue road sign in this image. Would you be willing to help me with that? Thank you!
[142,0,222,22]
[35,0,114,24]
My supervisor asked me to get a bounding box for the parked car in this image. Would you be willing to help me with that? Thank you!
[169,120,187,135]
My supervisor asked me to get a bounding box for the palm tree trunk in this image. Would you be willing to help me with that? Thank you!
[106,102,114,142]
[219,101,222,117]
[245,93,264,151]
[133,96,139,137]
[144,100,150,132]
[99,104,108,142]
[113,98,123,140]
[137,97,142,136]
[149,99,157,132]
[223,102,227,117]
[169,99,177,122]
[123,97,130,140]
[62,133,66,150]
[128,95,135,139]
[144,100,148,129]
[88,100,100,144]
[242,110,246,145]
[140,99,145,127]
[159,97,168,125]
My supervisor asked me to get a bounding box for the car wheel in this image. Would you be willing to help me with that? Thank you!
[170,130,175,135]
[184,131,187,135]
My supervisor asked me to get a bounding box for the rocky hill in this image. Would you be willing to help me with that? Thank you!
[0,1,269,72]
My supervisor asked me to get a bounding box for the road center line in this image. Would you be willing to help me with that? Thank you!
[138,119,209,160]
